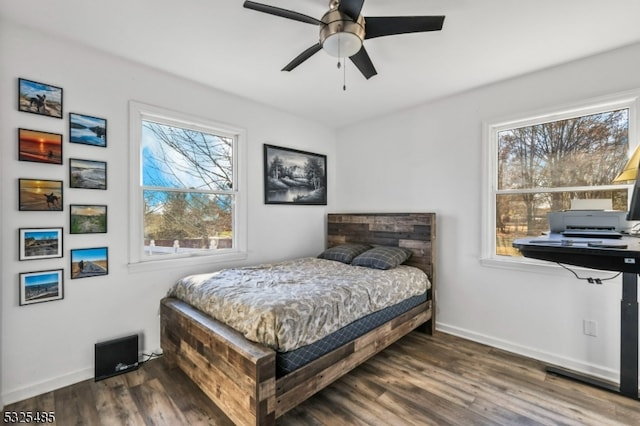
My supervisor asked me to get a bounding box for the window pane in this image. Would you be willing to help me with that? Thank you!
[142,120,233,191]
[496,190,628,256]
[143,190,233,255]
[498,110,629,190]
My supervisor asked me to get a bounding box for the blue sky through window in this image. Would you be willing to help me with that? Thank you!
[141,121,232,191]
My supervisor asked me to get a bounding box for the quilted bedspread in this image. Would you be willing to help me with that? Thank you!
[167,257,430,352]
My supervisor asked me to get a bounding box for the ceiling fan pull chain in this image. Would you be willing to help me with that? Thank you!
[336,33,346,90]
[343,58,347,91]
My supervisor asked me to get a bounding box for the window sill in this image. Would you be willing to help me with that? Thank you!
[128,251,247,274]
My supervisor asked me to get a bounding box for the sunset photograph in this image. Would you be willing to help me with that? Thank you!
[19,128,62,164]
[70,204,107,234]
[18,179,63,211]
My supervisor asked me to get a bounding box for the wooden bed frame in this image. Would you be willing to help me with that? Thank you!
[160,212,436,425]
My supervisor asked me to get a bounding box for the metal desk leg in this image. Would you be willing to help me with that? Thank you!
[546,273,639,399]
[620,272,639,398]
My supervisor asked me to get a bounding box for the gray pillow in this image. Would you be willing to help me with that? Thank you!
[351,246,412,270]
[318,244,371,264]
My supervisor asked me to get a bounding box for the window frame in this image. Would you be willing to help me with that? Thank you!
[481,91,640,270]
[128,101,247,272]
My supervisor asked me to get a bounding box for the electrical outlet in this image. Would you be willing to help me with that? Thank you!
[583,319,598,337]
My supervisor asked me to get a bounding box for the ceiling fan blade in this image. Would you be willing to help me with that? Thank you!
[338,0,365,21]
[282,43,323,72]
[364,16,445,39]
[243,1,321,25]
[349,46,377,80]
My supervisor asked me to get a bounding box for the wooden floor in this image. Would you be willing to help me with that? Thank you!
[3,332,639,425]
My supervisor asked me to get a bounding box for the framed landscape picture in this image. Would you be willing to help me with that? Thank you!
[69,113,107,147]
[19,227,63,261]
[18,78,63,118]
[19,269,64,306]
[19,128,63,165]
[263,144,327,205]
[18,179,63,211]
[69,158,107,189]
[70,204,107,234]
[71,247,108,279]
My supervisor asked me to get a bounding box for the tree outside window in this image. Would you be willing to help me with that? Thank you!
[141,120,235,256]
[494,108,630,256]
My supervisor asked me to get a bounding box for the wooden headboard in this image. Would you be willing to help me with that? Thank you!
[327,213,436,284]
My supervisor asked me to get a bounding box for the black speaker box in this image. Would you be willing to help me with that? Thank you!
[94,334,139,381]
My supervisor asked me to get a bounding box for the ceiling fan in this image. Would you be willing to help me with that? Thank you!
[243,0,445,80]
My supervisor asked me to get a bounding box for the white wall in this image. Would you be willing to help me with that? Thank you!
[336,42,640,383]
[0,20,336,405]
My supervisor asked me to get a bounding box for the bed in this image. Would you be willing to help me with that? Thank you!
[160,212,436,425]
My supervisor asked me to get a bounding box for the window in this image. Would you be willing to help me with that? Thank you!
[483,94,639,263]
[129,102,246,268]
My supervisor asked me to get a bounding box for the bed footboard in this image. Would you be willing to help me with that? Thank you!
[161,297,431,425]
[160,298,277,426]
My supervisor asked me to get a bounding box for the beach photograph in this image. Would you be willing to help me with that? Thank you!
[18,78,63,118]
[18,179,63,211]
[19,269,64,305]
[70,205,107,234]
[71,247,108,279]
[69,158,106,189]
[69,113,107,147]
[19,227,63,260]
[19,128,63,165]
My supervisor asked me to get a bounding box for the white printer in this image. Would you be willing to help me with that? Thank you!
[547,210,629,238]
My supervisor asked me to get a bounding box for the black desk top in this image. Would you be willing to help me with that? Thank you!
[513,234,640,273]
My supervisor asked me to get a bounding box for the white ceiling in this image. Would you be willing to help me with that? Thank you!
[3,0,640,129]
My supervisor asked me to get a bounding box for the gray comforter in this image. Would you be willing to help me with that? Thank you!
[167,257,430,352]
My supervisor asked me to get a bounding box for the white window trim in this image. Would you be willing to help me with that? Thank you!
[481,90,640,271]
[127,101,247,273]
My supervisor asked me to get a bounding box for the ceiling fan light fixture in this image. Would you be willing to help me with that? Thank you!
[319,10,365,58]
[322,32,362,57]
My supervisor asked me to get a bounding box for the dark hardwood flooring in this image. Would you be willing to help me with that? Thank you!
[3,332,639,425]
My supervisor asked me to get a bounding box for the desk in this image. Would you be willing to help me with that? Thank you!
[513,234,639,399]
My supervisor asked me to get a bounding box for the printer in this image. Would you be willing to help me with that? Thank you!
[547,210,629,238]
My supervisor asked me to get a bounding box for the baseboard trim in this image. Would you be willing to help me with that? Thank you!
[2,367,93,407]
[436,322,619,384]
[2,347,163,407]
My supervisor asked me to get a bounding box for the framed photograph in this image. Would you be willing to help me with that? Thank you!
[19,227,63,261]
[264,144,327,205]
[69,158,107,189]
[70,204,107,234]
[69,113,107,147]
[18,128,63,165]
[18,78,63,118]
[19,269,64,306]
[71,247,108,279]
[18,178,63,211]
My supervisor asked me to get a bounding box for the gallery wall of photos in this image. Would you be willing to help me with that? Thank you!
[16,77,109,306]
